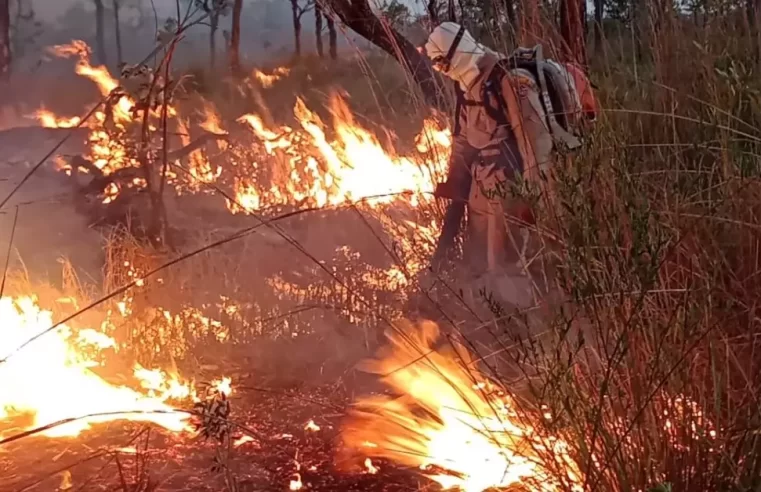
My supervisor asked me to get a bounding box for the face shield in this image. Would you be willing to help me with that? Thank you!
[419,24,467,74]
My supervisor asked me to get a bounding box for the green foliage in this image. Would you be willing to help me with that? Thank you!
[378,0,412,29]
[648,483,673,492]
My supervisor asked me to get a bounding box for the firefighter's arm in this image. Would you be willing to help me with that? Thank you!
[499,76,538,178]
[434,110,475,201]
[435,136,473,201]
[431,112,475,270]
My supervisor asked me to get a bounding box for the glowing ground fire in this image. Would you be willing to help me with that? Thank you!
[341,320,584,492]
[0,295,229,438]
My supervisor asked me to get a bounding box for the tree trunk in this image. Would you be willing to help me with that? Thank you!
[230,0,243,72]
[426,0,439,25]
[560,0,587,65]
[580,0,587,39]
[593,0,603,50]
[291,0,302,57]
[503,0,517,27]
[315,3,324,57]
[327,13,338,59]
[210,12,218,69]
[326,0,438,101]
[749,0,761,62]
[93,0,108,65]
[0,0,9,79]
[113,0,123,66]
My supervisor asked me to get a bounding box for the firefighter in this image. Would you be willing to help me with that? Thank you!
[419,22,556,308]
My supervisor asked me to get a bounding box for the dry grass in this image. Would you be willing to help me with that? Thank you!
[5,8,761,490]
[100,15,761,488]
[452,14,761,491]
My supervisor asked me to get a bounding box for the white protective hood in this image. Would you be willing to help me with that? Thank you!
[424,22,501,91]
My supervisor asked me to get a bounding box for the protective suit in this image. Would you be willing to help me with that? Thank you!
[423,23,553,307]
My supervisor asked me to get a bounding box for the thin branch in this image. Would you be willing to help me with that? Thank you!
[0,102,103,210]
[0,206,19,299]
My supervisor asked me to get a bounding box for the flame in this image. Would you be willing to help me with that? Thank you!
[48,41,131,124]
[304,419,320,432]
[0,295,222,438]
[253,66,291,88]
[200,102,227,137]
[37,40,451,284]
[213,377,233,397]
[290,456,304,490]
[364,458,379,474]
[233,94,450,211]
[177,117,222,191]
[35,108,81,129]
[59,470,73,491]
[40,41,180,203]
[37,41,452,218]
[289,474,303,490]
[341,320,583,492]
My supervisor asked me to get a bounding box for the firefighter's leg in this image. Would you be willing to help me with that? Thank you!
[465,162,535,310]
[467,162,508,273]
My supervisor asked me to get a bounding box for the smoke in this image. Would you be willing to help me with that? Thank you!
[14,0,360,71]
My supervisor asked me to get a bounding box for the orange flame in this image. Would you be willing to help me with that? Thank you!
[341,320,583,492]
[253,66,291,88]
[233,94,451,212]
[39,40,452,236]
[35,108,81,129]
[0,295,228,438]
[177,117,222,191]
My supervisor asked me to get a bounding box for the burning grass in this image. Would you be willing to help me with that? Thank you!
[0,265,234,440]
[3,13,761,492]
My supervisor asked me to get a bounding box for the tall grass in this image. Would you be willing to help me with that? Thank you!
[174,14,761,486]
[452,10,761,490]
[28,8,761,488]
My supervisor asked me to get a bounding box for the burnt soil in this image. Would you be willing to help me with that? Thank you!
[0,376,434,492]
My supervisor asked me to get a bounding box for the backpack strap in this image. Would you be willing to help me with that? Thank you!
[453,83,464,136]
[482,69,511,129]
[484,61,510,128]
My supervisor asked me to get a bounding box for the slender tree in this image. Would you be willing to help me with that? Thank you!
[315,1,324,57]
[93,0,108,65]
[0,0,9,79]
[749,0,761,61]
[426,0,439,25]
[290,0,314,58]
[326,10,337,59]
[190,0,231,70]
[560,0,587,65]
[229,0,243,72]
[503,0,517,27]
[113,0,123,66]
[593,0,604,50]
